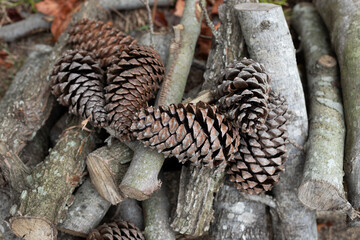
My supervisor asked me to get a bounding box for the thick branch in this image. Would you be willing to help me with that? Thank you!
[236,3,317,239]
[119,0,201,200]
[143,179,175,240]
[313,0,360,226]
[57,179,111,237]
[0,13,51,42]
[210,182,270,239]
[292,3,353,217]
[10,117,98,240]
[100,0,173,10]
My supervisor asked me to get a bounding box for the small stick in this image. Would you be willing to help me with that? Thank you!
[199,0,222,45]
[139,0,154,46]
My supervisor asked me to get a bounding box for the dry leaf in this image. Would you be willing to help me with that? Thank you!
[36,0,83,40]
[174,0,185,17]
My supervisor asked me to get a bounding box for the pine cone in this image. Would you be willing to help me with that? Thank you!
[87,220,145,240]
[215,58,271,134]
[68,19,138,68]
[50,49,107,127]
[227,91,288,194]
[105,44,165,140]
[131,102,240,168]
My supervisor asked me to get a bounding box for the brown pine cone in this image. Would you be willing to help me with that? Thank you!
[227,91,289,194]
[50,49,107,127]
[105,44,165,141]
[68,19,138,68]
[87,220,145,240]
[215,58,271,134]
[131,102,240,168]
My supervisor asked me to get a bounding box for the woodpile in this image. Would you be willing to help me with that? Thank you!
[1,0,360,239]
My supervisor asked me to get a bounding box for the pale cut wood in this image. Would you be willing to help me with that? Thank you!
[236,3,317,239]
[313,0,360,227]
[57,179,111,237]
[87,140,133,205]
[292,3,355,218]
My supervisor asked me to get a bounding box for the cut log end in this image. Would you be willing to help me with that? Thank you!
[298,180,347,211]
[318,55,337,68]
[120,183,161,201]
[10,216,57,240]
[235,2,280,11]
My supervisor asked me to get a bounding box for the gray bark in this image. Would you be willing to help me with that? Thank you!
[292,3,354,218]
[100,0,173,10]
[57,179,111,237]
[116,198,144,230]
[210,182,270,240]
[10,117,98,240]
[0,191,20,240]
[171,166,224,236]
[143,179,176,240]
[0,13,51,42]
[236,3,317,239]
[313,0,360,226]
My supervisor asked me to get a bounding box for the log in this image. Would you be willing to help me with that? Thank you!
[119,0,202,200]
[9,117,98,240]
[0,44,53,193]
[313,0,360,226]
[100,0,173,10]
[171,166,224,236]
[143,178,176,240]
[210,182,270,240]
[0,0,107,194]
[86,140,133,205]
[292,3,353,217]
[57,179,111,237]
[236,3,317,239]
[115,198,144,230]
[0,13,51,42]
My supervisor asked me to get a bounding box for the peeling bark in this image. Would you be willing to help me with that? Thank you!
[236,3,317,239]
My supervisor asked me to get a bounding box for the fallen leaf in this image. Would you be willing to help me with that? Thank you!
[0,58,13,69]
[174,0,185,17]
[154,11,167,27]
[36,0,83,40]
[197,22,212,59]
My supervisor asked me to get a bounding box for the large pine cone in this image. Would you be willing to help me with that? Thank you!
[50,49,107,127]
[215,58,271,134]
[68,19,137,68]
[131,102,240,168]
[87,220,145,240]
[227,91,289,194]
[105,44,165,140]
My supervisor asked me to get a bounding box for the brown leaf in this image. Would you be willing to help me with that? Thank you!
[174,0,185,17]
[0,58,13,69]
[36,0,83,40]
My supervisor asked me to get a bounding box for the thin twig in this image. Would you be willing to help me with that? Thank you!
[199,0,222,45]
[140,0,154,46]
